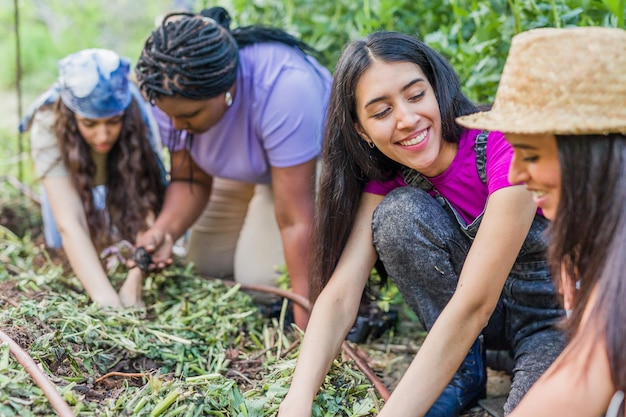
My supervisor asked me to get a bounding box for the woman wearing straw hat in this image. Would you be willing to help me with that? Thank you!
[134,7,331,329]
[279,31,566,417]
[457,26,626,417]
[20,49,166,308]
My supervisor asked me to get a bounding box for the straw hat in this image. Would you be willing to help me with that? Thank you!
[457,27,626,135]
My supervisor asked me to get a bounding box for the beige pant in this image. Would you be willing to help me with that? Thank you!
[186,177,285,289]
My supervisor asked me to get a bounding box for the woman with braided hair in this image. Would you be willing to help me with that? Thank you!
[20,49,166,308]
[134,7,332,328]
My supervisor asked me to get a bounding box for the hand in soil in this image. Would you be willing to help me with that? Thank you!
[118,268,145,308]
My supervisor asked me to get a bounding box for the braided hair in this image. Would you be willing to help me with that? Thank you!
[136,6,315,101]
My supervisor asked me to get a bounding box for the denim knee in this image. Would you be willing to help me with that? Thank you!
[372,187,470,329]
[503,258,564,346]
[372,187,467,256]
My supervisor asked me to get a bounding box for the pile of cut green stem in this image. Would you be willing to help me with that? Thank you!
[0,225,381,416]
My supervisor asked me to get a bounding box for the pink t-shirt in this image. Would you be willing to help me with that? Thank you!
[364,129,519,224]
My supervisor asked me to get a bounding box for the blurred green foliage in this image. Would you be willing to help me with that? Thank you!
[227,0,622,103]
[1,0,184,95]
[1,0,623,98]
[0,0,623,182]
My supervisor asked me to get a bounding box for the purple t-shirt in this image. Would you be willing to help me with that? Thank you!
[153,42,332,184]
[364,129,522,224]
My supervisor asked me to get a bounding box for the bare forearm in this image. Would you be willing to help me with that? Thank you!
[379,297,489,416]
[280,223,312,327]
[153,181,210,241]
[280,192,382,416]
[288,291,360,399]
[281,223,311,293]
[60,228,120,306]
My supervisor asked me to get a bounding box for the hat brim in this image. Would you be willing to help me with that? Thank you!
[456,110,626,136]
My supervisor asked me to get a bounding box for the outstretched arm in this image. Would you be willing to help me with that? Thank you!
[42,176,121,307]
[271,158,317,329]
[378,185,537,416]
[278,192,383,417]
[135,149,212,268]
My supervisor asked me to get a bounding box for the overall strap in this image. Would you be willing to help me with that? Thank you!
[401,130,490,192]
[401,165,436,194]
[474,130,488,183]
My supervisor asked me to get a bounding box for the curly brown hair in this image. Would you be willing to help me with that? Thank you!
[54,98,165,249]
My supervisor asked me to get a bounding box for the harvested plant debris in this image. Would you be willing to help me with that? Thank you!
[0,225,381,416]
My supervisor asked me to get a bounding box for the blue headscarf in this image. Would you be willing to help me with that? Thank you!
[19,49,133,132]
[57,48,132,118]
[19,48,168,183]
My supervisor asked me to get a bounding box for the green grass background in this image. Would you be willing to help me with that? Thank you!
[1,0,623,183]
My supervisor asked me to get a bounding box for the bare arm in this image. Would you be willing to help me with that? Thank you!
[271,158,317,329]
[278,192,384,417]
[508,288,615,417]
[42,177,121,307]
[378,185,537,416]
[135,149,212,267]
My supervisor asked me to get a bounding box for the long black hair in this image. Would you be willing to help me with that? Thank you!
[310,31,479,301]
[549,133,626,394]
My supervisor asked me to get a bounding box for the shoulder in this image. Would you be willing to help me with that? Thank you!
[486,130,507,146]
[30,107,68,178]
[484,130,512,161]
[460,128,511,160]
[239,42,304,66]
[459,128,505,146]
[239,43,331,88]
[30,108,58,148]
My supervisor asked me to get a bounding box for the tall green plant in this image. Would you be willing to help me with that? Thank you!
[223,0,618,103]
[602,0,626,26]
[1,0,622,186]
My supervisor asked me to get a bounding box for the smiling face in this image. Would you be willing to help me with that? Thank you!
[353,60,457,177]
[75,112,124,154]
[155,93,231,135]
[506,133,561,220]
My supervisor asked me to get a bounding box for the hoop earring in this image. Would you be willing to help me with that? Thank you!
[367,141,375,149]
[225,91,233,107]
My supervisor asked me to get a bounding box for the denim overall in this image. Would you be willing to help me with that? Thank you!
[371,132,566,415]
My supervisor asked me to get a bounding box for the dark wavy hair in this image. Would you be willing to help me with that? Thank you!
[54,97,165,249]
[310,31,480,302]
[549,133,626,394]
[135,6,315,102]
